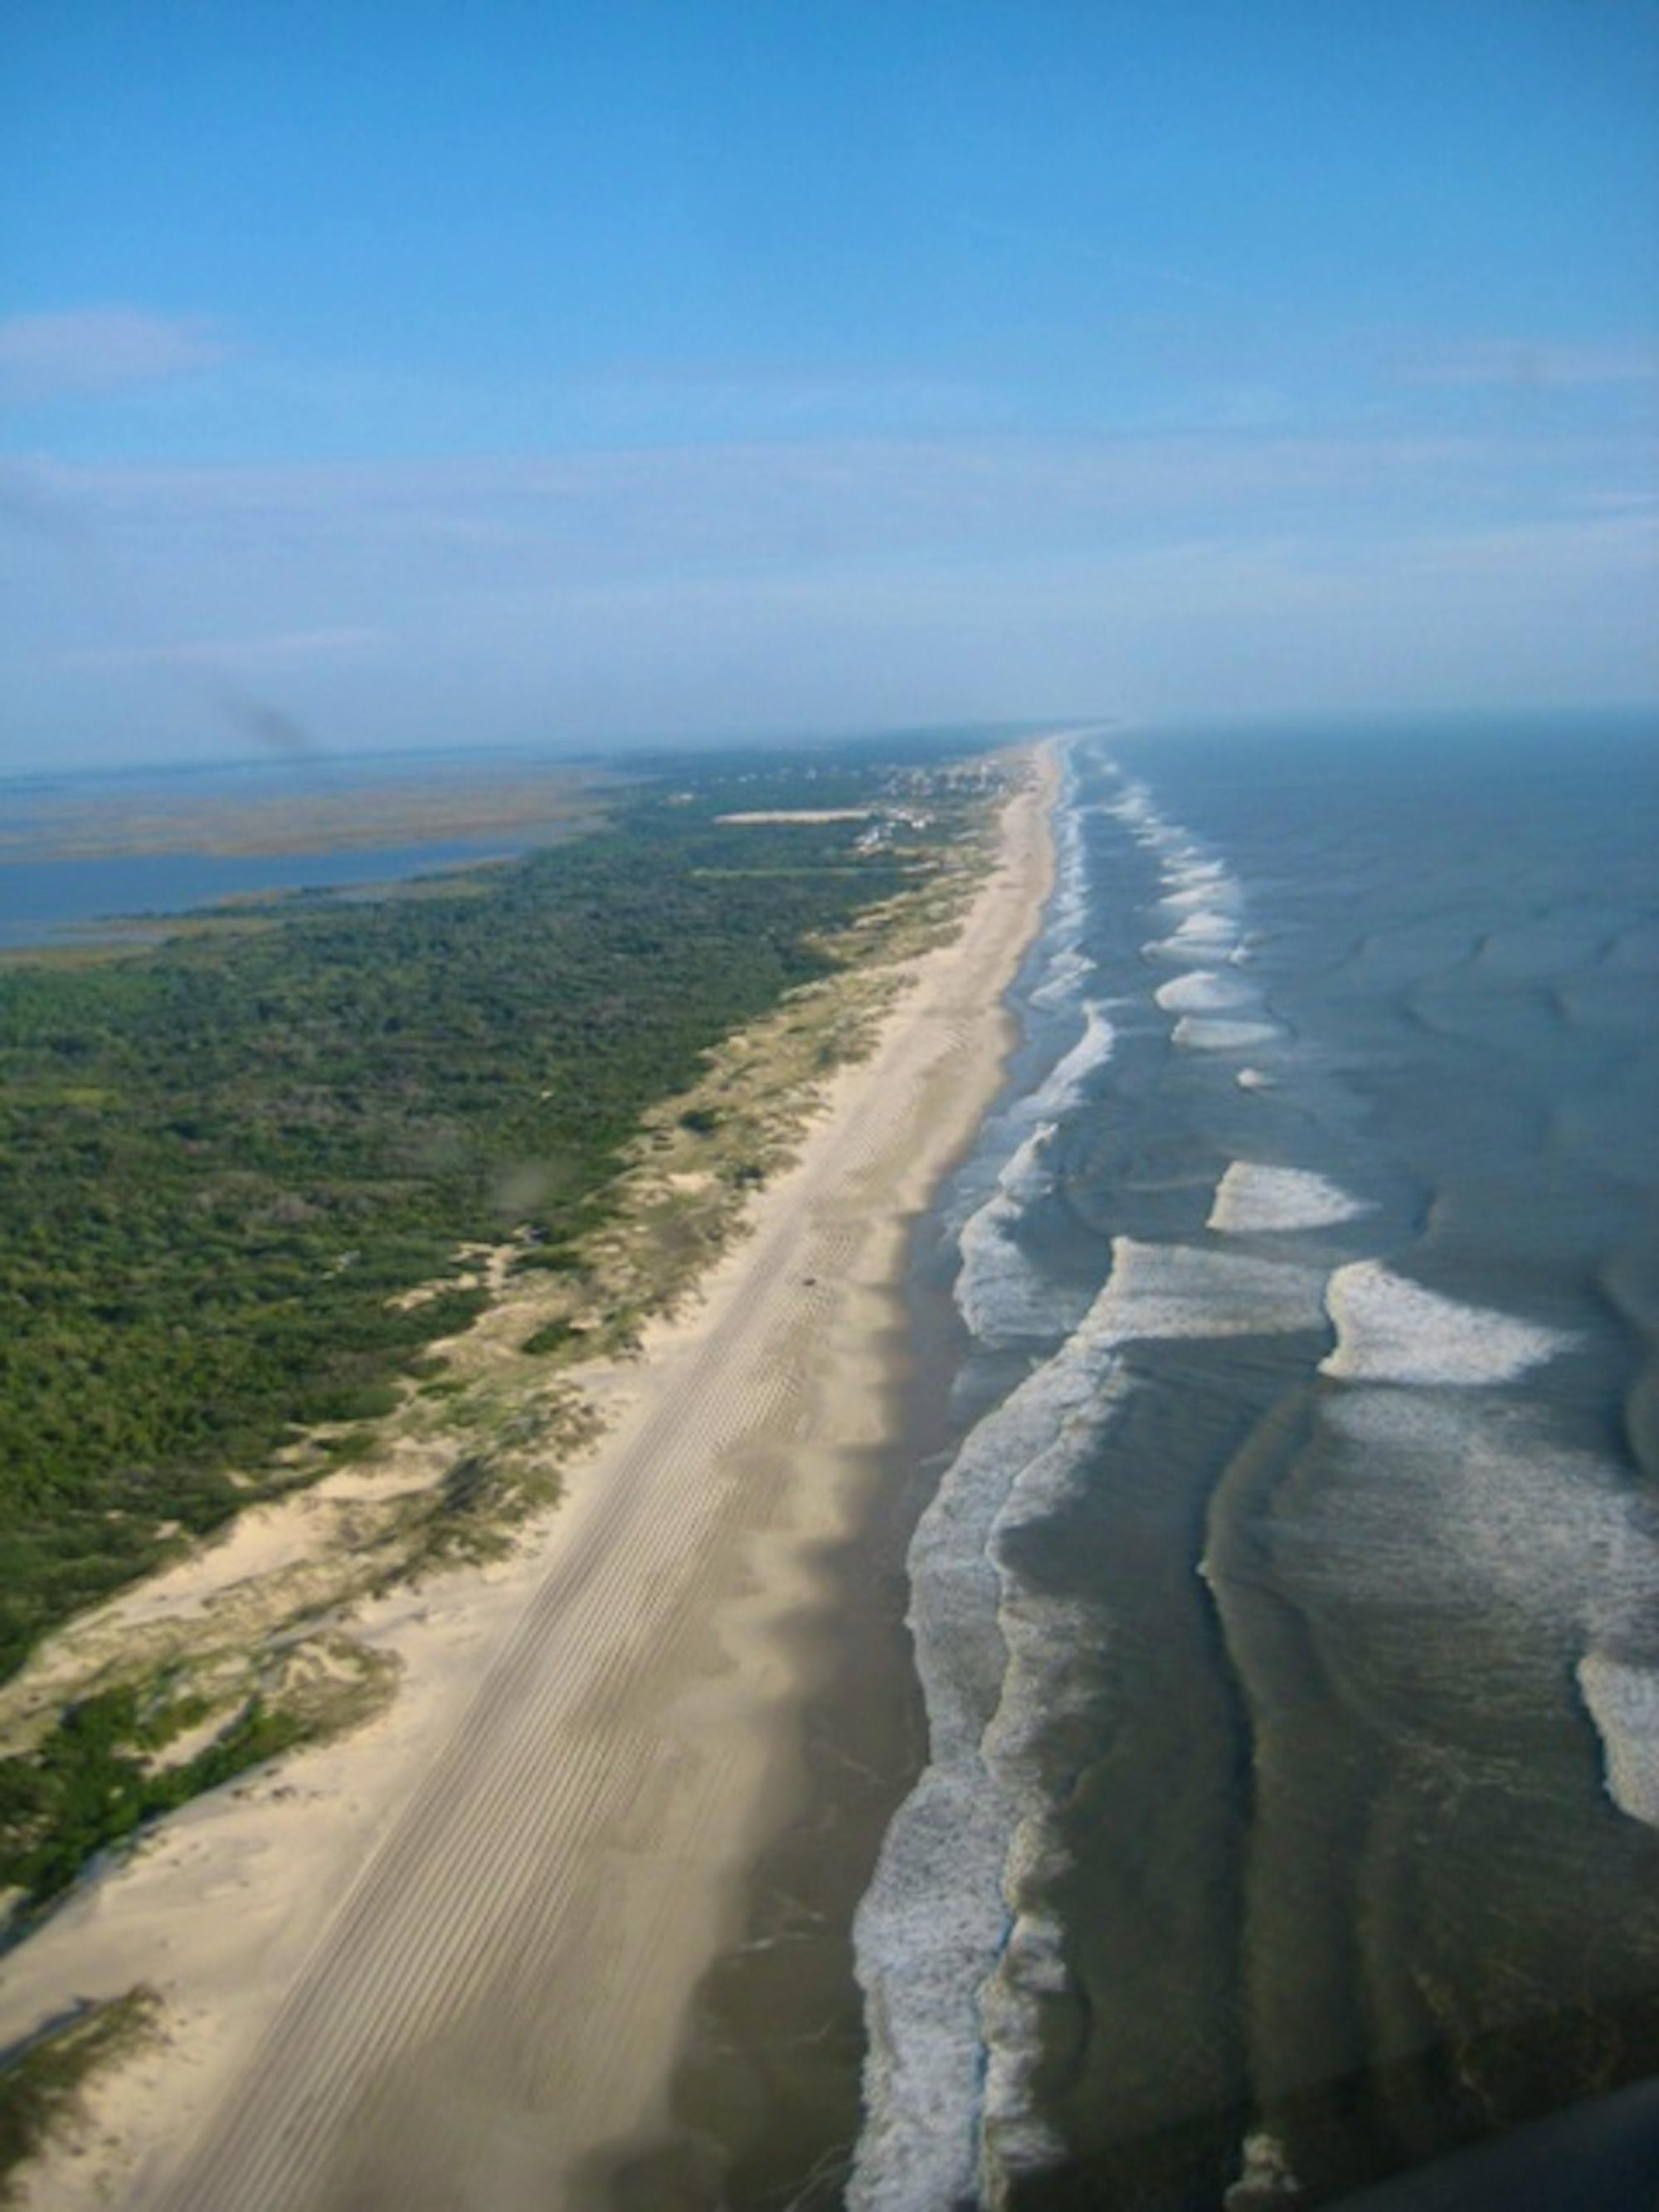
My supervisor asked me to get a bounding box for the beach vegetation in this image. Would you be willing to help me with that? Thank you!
[0,1986,161,2204]
[0,1686,308,1912]
[0,734,1010,1901]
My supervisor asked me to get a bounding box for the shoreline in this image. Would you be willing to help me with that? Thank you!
[614,1117,985,2208]
[2,738,1058,2210]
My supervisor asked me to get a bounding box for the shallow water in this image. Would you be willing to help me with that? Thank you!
[851,715,1659,2209]
[0,746,584,946]
[0,838,518,947]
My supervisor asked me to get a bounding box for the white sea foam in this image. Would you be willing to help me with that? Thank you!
[956,1124,1088,1346]
[1047,777,1088,931]
[1299,1392,1659,1670]
[1267,1390,1659,1903]
[1172,1014,1281,1052]
[1160,882,1229,916]
[1165,855,1228,887]
[855,1334,1138,2205]
[1139,812,1245,980]
[1029,943,1093,1010]
[1161,873,1238,925]
[1104,780,1158,831]
[1225,2132,1304,2210]
[1105,783,1251,991]
[1320,1261,1576,1385]
[1024,1000,1115,1118]
[1170,907,1239,946]
[852,1236,1327,2207]
[1155,969,1255,1015]
[966,1119,1053,1212]
[859,737,1657,2201]
[1578,1654,1659,1829]
[1028,766,1098,1010]
[1208,1163,1372,1236]
[857,754,1321,2203]
[1084,1236,1329,1345]
[853,1346,1121,2209]
[1144,936,1233,966]
[978,1872,1072,2188]
[969,756,1106,1068]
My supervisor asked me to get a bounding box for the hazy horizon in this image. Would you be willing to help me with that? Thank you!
[5,702,1659,789]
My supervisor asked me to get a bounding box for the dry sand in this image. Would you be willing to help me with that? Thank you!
[1,741,1059,2212]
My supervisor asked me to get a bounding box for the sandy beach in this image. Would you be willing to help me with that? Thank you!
[1,740,1058,2212]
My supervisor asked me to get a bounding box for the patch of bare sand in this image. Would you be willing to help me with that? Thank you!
[2,739,1060,2212]
[713,807,872,824]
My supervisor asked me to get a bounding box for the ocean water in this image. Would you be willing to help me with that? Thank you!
[851,717,1659,2209]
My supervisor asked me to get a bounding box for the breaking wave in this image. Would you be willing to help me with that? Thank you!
[955,1122,1087,1347]
[850,726,1659,2205]
[851,1240,1329,2207]
[1208,1163,1372,1235]
[1320,1260,1576,1386]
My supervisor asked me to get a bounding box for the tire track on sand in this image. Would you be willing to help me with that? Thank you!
[148,758,1057,2212]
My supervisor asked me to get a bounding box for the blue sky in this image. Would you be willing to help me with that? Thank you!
[2,0,1656,766]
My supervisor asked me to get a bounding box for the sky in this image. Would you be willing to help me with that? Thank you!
[2,0,1656,770]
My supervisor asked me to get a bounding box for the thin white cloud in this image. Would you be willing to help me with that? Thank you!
[1391,339,1658,390]
[0,307,230,400]
[15,428,1549,571]
[31,625,389,674]
[4,427,1653,766]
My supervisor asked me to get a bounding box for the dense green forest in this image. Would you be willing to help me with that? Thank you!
[0,741,996,1686]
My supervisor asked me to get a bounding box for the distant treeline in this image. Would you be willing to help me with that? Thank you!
[0,746,988,1681]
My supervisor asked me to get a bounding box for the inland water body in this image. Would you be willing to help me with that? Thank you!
[662,713,1659,2212]
[0,750,585,948]
[0,838,523,949]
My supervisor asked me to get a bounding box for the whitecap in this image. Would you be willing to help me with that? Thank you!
[1024,1001,1115,1117]
[1160,882,1232,916]
[1171,908,1238,946]
[955,1124,1088,1346]
[853,1353,1121,2210]
[1578,1653,1659,1829]
[1172,1015,1281,1052]
[1292,1392,1659,1658]
[1320,1261,1576,1385]
[853,1234,1326,2206]
[1083,1236,1329,1346]
[1165,856,1228,887]
[1225,2132,1304,2210]
[1029,944,1094,1010]
[1046,788,1088,933]
[1160,866,1238,918]
[1143,924,1248,968]
[978,1884,1072,2190]
[1208,1163,1372,1236]
[1155,970,1256,1015]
